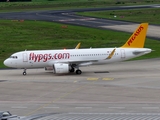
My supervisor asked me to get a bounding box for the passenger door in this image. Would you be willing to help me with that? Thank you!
[120,49,125,59]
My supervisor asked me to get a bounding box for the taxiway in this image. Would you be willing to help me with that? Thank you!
[1,58,160,118]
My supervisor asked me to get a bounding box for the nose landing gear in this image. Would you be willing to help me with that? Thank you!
[23,68,27,75]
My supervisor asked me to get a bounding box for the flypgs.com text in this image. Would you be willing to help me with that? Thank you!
[29,53,70,62]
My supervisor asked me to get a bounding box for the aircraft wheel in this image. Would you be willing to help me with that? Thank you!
[23,72,27,76]
[76,70,82,74]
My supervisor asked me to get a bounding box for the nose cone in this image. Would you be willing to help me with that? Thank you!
[3,59,10,67]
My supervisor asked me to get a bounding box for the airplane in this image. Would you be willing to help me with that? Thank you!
[3,23,152,75]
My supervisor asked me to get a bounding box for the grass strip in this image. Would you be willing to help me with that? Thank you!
[77,8,160,24]
[0,0,160,12]
[0,20,159,68]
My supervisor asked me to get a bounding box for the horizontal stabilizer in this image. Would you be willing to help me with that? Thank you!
[133,49,151,55]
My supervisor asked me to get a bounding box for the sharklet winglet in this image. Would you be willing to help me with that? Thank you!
[75,43,81,49]
[106,48,116,59]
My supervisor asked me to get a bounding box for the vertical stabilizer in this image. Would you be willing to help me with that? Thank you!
[121,23,148,48]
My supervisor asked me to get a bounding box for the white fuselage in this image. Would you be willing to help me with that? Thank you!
[4,48,151,69]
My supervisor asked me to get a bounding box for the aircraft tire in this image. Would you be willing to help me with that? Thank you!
[23,72,27,76]
[76,70,82,74]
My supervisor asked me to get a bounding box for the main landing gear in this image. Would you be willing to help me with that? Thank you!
[23,68,27,75]
[69,65,82,75]
[69,67,75,73]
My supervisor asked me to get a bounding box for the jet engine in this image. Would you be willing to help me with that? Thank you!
[53,63,69,74]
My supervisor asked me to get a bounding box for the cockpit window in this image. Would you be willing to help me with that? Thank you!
[9,56,18,59]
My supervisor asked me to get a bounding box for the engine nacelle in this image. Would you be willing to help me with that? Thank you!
[53,63,69,74]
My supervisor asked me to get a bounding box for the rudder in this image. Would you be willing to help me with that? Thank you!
[121,23,148,48]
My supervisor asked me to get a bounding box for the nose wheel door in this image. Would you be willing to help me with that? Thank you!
[23,69,27,75]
